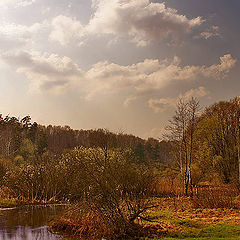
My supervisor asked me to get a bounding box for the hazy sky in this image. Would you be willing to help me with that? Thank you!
[0,0,239,138]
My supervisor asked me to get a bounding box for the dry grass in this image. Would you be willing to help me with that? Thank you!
[154,176,183,197]
[50,185,240,239]
[49,203,165,240]
[191,185,239,209]
[144,196,240,239]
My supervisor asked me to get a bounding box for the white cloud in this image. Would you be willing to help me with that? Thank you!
[49,0,205,46]
[2,51,83,94]
[0,21,46,51]
[148,98,176,113]
[0,22,42,38]
[2,51,236,98]
[198,25,220,40]
[84,54,236,97]
[49,15,86,46]
[148,86,210,113]
[42,7,50,15]
[206,54,237,76]
[0,0,36,8]
[88,0,204,46]
[180,86,210,100]
[17,0,35,7]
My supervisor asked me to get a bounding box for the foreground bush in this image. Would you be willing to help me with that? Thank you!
[50,203,150,239]
[51,147,157,239]
[2,146,159,238]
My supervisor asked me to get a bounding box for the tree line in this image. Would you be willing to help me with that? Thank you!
[167,96,240,196]
[0,115,171,165]
[1,96,240,202]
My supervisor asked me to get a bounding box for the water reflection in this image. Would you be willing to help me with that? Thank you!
[0,205,67,240]
[0,226,62,240]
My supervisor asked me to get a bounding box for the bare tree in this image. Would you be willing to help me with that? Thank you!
[186,98,200,197]
[166,97,200,197]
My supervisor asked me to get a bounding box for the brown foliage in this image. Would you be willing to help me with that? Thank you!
[50,202,164,240]
[154,174,183,197]
[49,147,157,239]
[191,185,240,209]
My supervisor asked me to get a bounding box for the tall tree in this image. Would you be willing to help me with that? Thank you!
[166,97,200,197]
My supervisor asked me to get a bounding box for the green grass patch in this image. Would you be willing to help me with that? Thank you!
[147,210,174,221]
[173,219,201,228]
[164,224,240,239]
[0,198,18,208]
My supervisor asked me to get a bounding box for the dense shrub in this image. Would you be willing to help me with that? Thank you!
[50,147,156,239]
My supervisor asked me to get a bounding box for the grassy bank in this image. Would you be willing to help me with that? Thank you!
[49,196,240,240]
[0,197,19,208]
[0,195,64,208]
[145,197,240,239]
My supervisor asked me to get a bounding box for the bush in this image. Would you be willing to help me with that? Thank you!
[51,203,146,240]
[51,147,157,239]
[5,153,67,202]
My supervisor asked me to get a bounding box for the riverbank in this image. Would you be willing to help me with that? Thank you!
[0,196,69,209]
[147,197,240,239]
[50,197,240,239]
[0,197,19,208]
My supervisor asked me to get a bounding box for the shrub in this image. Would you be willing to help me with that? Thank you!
[51,147,157,239]
[154,168,183,197]
[191,185,239,209]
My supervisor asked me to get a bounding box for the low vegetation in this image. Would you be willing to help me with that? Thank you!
[144,194,240,240]
[1,96,240,239]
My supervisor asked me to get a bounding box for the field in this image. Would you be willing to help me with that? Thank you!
[144,196,240,240]
[140,184,240,240]
[49,185,240,239]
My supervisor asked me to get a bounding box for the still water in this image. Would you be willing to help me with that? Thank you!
[0,205,67,240]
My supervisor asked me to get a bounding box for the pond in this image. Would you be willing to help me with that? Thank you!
[0,205,68,240]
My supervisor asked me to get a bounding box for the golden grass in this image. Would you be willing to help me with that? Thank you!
[49,185,240,239]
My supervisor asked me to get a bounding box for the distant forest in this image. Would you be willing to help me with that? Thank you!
[0,115,172,165]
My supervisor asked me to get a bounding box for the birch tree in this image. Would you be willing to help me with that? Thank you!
[166,97,200,197]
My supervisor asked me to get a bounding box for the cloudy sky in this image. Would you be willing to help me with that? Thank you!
[0,0,239,138]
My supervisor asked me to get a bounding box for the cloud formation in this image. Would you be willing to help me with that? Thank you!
[148,98,176,113]
[2,51,236,98]
[123,96,138,107]
[86,54,236,99]
[198,26,220,40]
[0,0,36,8]
[2,51,83,94]
[148,86,210,113]
[0,21,45,51]
[88,0,204,46]
[50,0,204,46]
[49,15,85,46]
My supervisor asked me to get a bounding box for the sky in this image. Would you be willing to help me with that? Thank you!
[0,0,239,139]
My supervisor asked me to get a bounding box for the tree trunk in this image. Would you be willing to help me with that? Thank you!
[184,170,189,196]
[238,141,240,185]
[188,167,193,197]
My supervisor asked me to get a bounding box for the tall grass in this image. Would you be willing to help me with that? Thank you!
[154,176,183,197]
[192,185,239,209]
[50,203,160,240]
